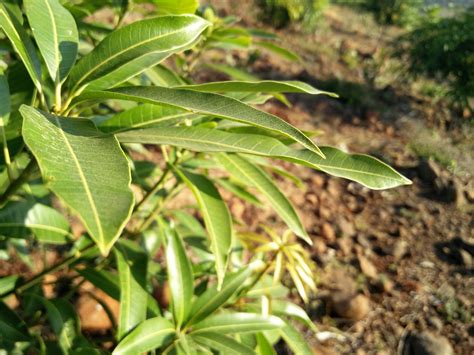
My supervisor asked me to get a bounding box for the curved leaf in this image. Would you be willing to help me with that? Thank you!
[0,301,30,343]
[118,126,411,189]
[192,332,256,354]
[24,0,78,82]
[0,3,42,92]
[114,240,148,340]
[68,15,209,92]
[175,168,232,288]
[279,323,312,355]
[20,105,134,255]
[191,313,284,334]
[0,68,10,125]
[75,86,324,157]
[112,317,175,355]
[255,41,300,62]
[166,228,194,327]
[217,153,310,244]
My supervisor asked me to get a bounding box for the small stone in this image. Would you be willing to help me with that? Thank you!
[311,174,326,188]
[420,260,435,269]
[337,237,352,256]
[392,240,409,261]
[321,223,336,242]
[333,294,370,321]
[312,238,327,255]
[459,249,472,268]
[375,275,394,293]
[337,217,356,237]
[427,316,443,331]
[358,255,378,279]
[356,234,371,249]
[306,193,319,206]
[404,331,454,355]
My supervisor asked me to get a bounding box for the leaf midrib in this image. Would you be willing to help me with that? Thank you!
[43,0,59,80]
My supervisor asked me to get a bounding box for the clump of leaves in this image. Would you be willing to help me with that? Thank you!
[0,0,410,353]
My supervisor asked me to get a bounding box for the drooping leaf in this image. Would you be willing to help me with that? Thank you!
[24,0,78,83]
[68,15,209,92]
[166,228,194,327]
[112,317,175,355]
[271,300,317,332]
[192,332,256,354]
[186,265,256,326]
[0,3,42,92]
[20,105,134,255]
[255,41,300,61]
[175,80,335,96]
[114,240,148,340]
[118,126,411,189]
[75,86,324,157]
[191,313,284,334]
[217,153,310,244]
[0,200,70,244]
[175,168,232,288]
[279,323,312,355]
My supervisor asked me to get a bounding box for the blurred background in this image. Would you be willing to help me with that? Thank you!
[194,0,473,353]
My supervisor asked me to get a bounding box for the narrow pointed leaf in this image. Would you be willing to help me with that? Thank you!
[187,265,256,326]
[279,323,312,355]
[20,105,134,255]
[118,127,411,189]
[271,300,316,332]
[205,63,258,81]
[112,317,175,355]
[150,0,199,15]
[217,153,310,244]
[0,69,10,126]
[68,15,209,92]
[0,301,30,343]
[24,0,78,82]
[175,168,232,288]
[114,240,148,340]
[255,41,300,61]
[192,332,256,354]
[217,178,262,206]
[75,86,324,157]
[176,80,335,96]
[256,333,276,355]
[0,201,70,244]
[166,228,194,327]
[192,313,284,334]
[0,3,42,91]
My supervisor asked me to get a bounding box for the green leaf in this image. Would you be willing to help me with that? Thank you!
[0,3,42,92]
[191,313,284,334]
[192,332,256,354]
[256,333,276,355]
[0,301,30,343]
[255,41,300,62]
[217,153,310,244]
[217,178,262,207]
[205,63,258,81]
[0,68,10,126]
[118,126,411,189]
[76,267,120,300]
[144,64,186,87]
[278,323,312,355]
[68,15,209,92]
[186,265,255,326]
[0,201,70,244]
[175,168,232,288]
[166,228,194,327]
[271,300,316,332]
[20,105,134,254]
[175,80,336,96]
[98,104,194,133]
[24,0,78,83]
[75,86,324,157]
[112,317,175,355]
[146,0,199,15]
[0,275,18,295]
[114,240,148,340]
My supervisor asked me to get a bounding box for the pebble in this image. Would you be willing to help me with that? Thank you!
[333,294,371,321]
[321,222,336,242]
[427,316,443,331]
[392,240,409,261]
[358,255,378,279]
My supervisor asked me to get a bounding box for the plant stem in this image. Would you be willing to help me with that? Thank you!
[54,80,62,114]
[134,165,171,213]
[0,159,37,206]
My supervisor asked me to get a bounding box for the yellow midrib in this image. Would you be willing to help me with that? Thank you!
[43,0,60,80]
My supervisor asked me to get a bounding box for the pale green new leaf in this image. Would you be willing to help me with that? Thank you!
[217,153,310,244]
[166,228,194,327]
[75,86,324,157]
[114,240,148,340]
[191,313,284,334]
[68,15,209,92]
[112,317,175,355]
[118,126,411,189]
[24,0,78,83]
[20,105,134,255]
[0,201,70,244]
[148,0,199,15]
[192,332,256,354]
[279,323,312,355]
[0,3,42,92]
[175,168,232,288]
[176,80,336,96]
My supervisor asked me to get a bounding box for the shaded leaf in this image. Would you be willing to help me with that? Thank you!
[192,332,256,354]
[192,313,284,334]
[279,323,312,355]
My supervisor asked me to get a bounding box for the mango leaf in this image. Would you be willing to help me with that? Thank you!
[144,64,186,87]
[217,153,310,244]
[68,15,209,92]
[0,200,70,244]
[0,3,42,92]
[255,41,300,61]
[175,80,335,96]
[271,300,316,332]
[98,104,194,133]
[166,228,194,327]
[76,267,120,299]
[205,63,258,81]
[112,317,175,355]
[186,266,255,326]
[279,323,312,355]
[256,333,276,355]
[175,168,232,288]
[20,105,134,255]
[217,178,262,207]
[0,275,18,296]
[0,301,30,343]
[142,0,199,15]
[24,0,78,83]
[75,86,324,157]
[0,68,10,126]
[192,332,256,354]
[118,126,411,189]
[114,240,148,340]
[191,313,284,334]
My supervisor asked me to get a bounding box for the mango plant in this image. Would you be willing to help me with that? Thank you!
[0,0,411,353]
